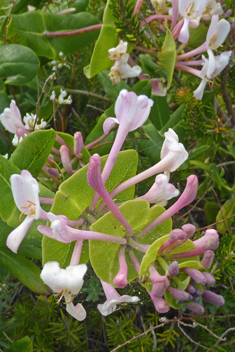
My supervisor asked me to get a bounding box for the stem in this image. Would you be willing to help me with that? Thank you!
[85,133,109,150]
[70,240,83,265]
[66,89,110,102]
[44,23,102,37]
[68,228,127,244]
[129,251,140,273]
[175,63,201,77]
[141,15,172,27]
[39,197,54,205]
[176,42,207,61]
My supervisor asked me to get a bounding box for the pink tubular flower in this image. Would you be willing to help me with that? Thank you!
[0,100,26,134]
[149,265,169,298]
[60,145,74,174]
[186,302,204,314]
[74,132,83,158]
[149,292,170,313]
[98,281,140,316]
[113,248,128,288]
[167,286,192,301]
[40,261,87,321]
[200,250,214,270]
[151,78,167,96]
[137,174,179,206]
[178,0,208,43]
[6,170,46,253]
[202,290,225,306]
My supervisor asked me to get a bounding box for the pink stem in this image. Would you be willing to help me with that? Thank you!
[176,42,207,61]
[44,23,102,37]
[140,15,172,27]
[175,63,201,77]
[70,240,83,265]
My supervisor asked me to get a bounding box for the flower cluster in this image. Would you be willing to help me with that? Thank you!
[111,0,231,99]
[5,89,224,321]
[50,89,72,105]
[0,100,46,146]
[108,40,141,84]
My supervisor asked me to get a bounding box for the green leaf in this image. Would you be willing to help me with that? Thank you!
[10,129,56,178]
[148,95,171,130]
[8,336,33,352]
[90,200,171,284]
[160,104,185,133]
[139,235,198,293]
[158,23,176,89]
[97,70,130,102]
[85,0,118,78]
[204,201,219,223]
[0,247,49,294]
[187,23,208,49]
[216,195,235,234]
[137,122,164,164]
[6,12,100,59]
[0,155,21,222]
[0,216,14,247]
[0,44,39,85]
[42,150,139,267]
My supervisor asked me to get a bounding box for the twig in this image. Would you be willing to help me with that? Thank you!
[0,127,15,150]
[3,0,16,44]
[213,327,235,347]
[35,75,53,129]
[66,89,110,102]
[43,23,102,37]
[177,323,216,351]
[199,213,235,231]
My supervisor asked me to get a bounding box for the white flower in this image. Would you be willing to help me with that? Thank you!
[3,153,8,159]
[108,53,141,84]
[98,281,140,316]
[202,0,223,21]
[179,0,208,43]
[150,0,168,14]
[59,51,64,57]
[193,52,231,100]
[50,90,56,101]
[12,134,24,146]
[108,40,128,61]
[40,262,87,321]
[0,100,26,134]
[6,170,42,253]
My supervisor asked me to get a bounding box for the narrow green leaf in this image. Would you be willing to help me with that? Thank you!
[216,195,235,234]
[0,44,39,85]
[158,23,176,89]
[0,248,50,294]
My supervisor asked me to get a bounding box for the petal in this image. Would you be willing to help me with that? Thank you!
[207,49,216,79]
[66,302,87,321]
[193,79,207,100]
[103,117,119,134]
[6,216,34,253]
[213,19,231,46]
[179,18,190,43]
[65,264,87,294]
[0,101,24,134]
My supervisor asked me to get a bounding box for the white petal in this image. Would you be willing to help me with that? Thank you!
[6,216,34,253]
[103,117,119,134]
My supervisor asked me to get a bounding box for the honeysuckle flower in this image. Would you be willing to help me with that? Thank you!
[202,290,225,306]
[167,261,179,277]
[167,287,192,301]
[88,154,133,234]
[0,100,26,134]
[193,52,230,100]
[50,90,56,101]
[6,170,45,253]
[200,250,214,270]
[92,90,153,208]
[186,302,205,314]
[38,212,127,244]
[60,145,73,174]
[178,0,208,43]
[113,248,128,288]
[98,281,140,316]
[137,174,179,206]
[182,268,207,285]
[12,133,25,146]
[202,272,216,286]
[23,113,46,131]
[202,0,223,20]
[108,40,128,60]
[74,132,83,158]
[40,261,87,321]
[107,129,188,203]
[149,265,169,298]
[108,53,142,84]
[149,292,170,313]
[140,175,198,237]
[150,0,168,14]
[151,78,167,96]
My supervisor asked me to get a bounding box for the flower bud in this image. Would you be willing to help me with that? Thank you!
[60,145,73,174]
[193,229,219,251]
[200,250,214,270]
[202,290,225,306]
[186,302,205,314]
[74,132,83,158]
[167,261,179,277]
[167,287,192,301]
[149,293,170,313]
[149,265,169,298]
[202,272,216,286]
[181,224,196,238]
[183,268,207,285]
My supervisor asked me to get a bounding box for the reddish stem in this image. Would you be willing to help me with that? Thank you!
[44,23,102,37]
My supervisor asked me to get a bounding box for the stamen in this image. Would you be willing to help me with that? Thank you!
[19,200,36,220]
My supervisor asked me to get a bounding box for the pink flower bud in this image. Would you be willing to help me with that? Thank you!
[113,248,128,288]
[202,290,225,306]
[194,229,219,251]
[74,132,83,158]
[186,302,204,314]
[181,224,196,238]
[183,268,207,285]
[149,292,170,313]
[186,284,196,294]
[158,229,186,255]
[167,287,192,301]
[200,250,214,270]
[202,272,216,286]
[60,145,73,174]
[149,265,169,298]
[167,261,179,277]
